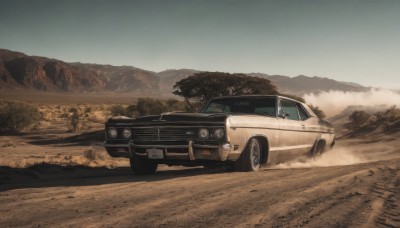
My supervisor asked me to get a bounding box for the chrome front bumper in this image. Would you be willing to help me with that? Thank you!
[104,142,132,158]
[104,140,233,161]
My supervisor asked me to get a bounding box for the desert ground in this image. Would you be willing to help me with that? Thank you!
[1,95,399,227]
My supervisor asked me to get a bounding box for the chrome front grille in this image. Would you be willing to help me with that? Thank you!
[132,127,197,142]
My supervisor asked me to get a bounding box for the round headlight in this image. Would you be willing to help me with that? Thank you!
[198,128,209,140]
[213,128,224,139]
[122,128,132,138]
[108,128,117,138]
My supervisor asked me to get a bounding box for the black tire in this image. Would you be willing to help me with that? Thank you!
[129,157,158,175]
[310,140,325,157]
[234,138,261,172]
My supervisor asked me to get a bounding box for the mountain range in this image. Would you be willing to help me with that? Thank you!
[0,49,369,95]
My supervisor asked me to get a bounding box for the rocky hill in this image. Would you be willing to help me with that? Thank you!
[157,70,368,95]
[1,49,369,95]
[157,69,200,92]
[248,73,368,95]
[0,49,159,92]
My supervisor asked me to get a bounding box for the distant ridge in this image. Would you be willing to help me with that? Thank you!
[247,73,368,94]
[0,49,159,92]
[0,49,368,95]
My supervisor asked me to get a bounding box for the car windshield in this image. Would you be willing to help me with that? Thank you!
[202,97,276,116]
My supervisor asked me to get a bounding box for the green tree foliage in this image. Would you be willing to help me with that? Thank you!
[173,72,278,107]
[0,101,41,132]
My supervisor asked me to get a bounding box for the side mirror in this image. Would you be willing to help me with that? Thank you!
[279,112,290,119]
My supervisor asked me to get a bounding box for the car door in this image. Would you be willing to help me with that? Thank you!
[296,103,316,152]
[276,98,309,161]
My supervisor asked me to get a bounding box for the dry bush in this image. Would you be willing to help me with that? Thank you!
[348,106,400,135]
[309,105,326,119]
[349,110,372,128]
[131,98,188,116]
[83,148,104,161]
[109,104,127,116]
[70,111,81,131]
[0,101,41,132]
[60,112,69,118]
[69,107,78,113]
[84,106,92,113]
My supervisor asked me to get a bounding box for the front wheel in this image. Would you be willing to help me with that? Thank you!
[234,138,261,172]
[129,158,158,175]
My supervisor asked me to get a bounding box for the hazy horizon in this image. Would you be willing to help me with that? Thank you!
[1,0,399,89]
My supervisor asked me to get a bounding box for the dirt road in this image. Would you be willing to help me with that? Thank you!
[1,139,399,227]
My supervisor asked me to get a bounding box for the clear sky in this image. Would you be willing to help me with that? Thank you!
[1,0,399,89]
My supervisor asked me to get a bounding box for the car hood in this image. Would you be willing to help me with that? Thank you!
[106,112,230,127]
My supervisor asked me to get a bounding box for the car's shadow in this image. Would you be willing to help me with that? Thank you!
[0,130,104,147]
[25,130,104,147]
[0,163,232,192]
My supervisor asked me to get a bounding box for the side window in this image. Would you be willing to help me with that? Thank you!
[253,99,276,116]
[297,104,309,120]
[280,99,300,121]
[205,103,225,112]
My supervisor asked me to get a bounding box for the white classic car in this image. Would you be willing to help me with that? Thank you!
[104,95,335,174]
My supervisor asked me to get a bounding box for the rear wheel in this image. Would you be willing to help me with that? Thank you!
[129,157,158,175]
[234,138,261,172]
[310,140,326,157]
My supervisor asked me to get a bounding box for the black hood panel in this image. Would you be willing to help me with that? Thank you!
[107,113,229,127]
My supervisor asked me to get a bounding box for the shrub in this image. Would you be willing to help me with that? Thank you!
[309,105,326,119]
[70,110,81,132]
[349,110,371,128]
[135,98,166,116]
[84,106,92,113]
[60,112,69,118]
[126,104,139,117]
[109,105,127,116]
[107,98,196,118]
[135,98,188,116]
[83,148,103,161]
[69,107,78,113]
[0,101,41,132]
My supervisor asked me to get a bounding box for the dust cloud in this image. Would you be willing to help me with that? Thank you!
[303,89,400,117]
[272,147,367,169]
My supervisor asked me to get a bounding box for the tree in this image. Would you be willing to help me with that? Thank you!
[173,72,278,108]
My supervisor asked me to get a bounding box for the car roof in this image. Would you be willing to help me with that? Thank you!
[209,95,299,103]
[208,95,318,117]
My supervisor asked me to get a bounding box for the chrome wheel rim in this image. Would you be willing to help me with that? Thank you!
[250,139,260,170]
